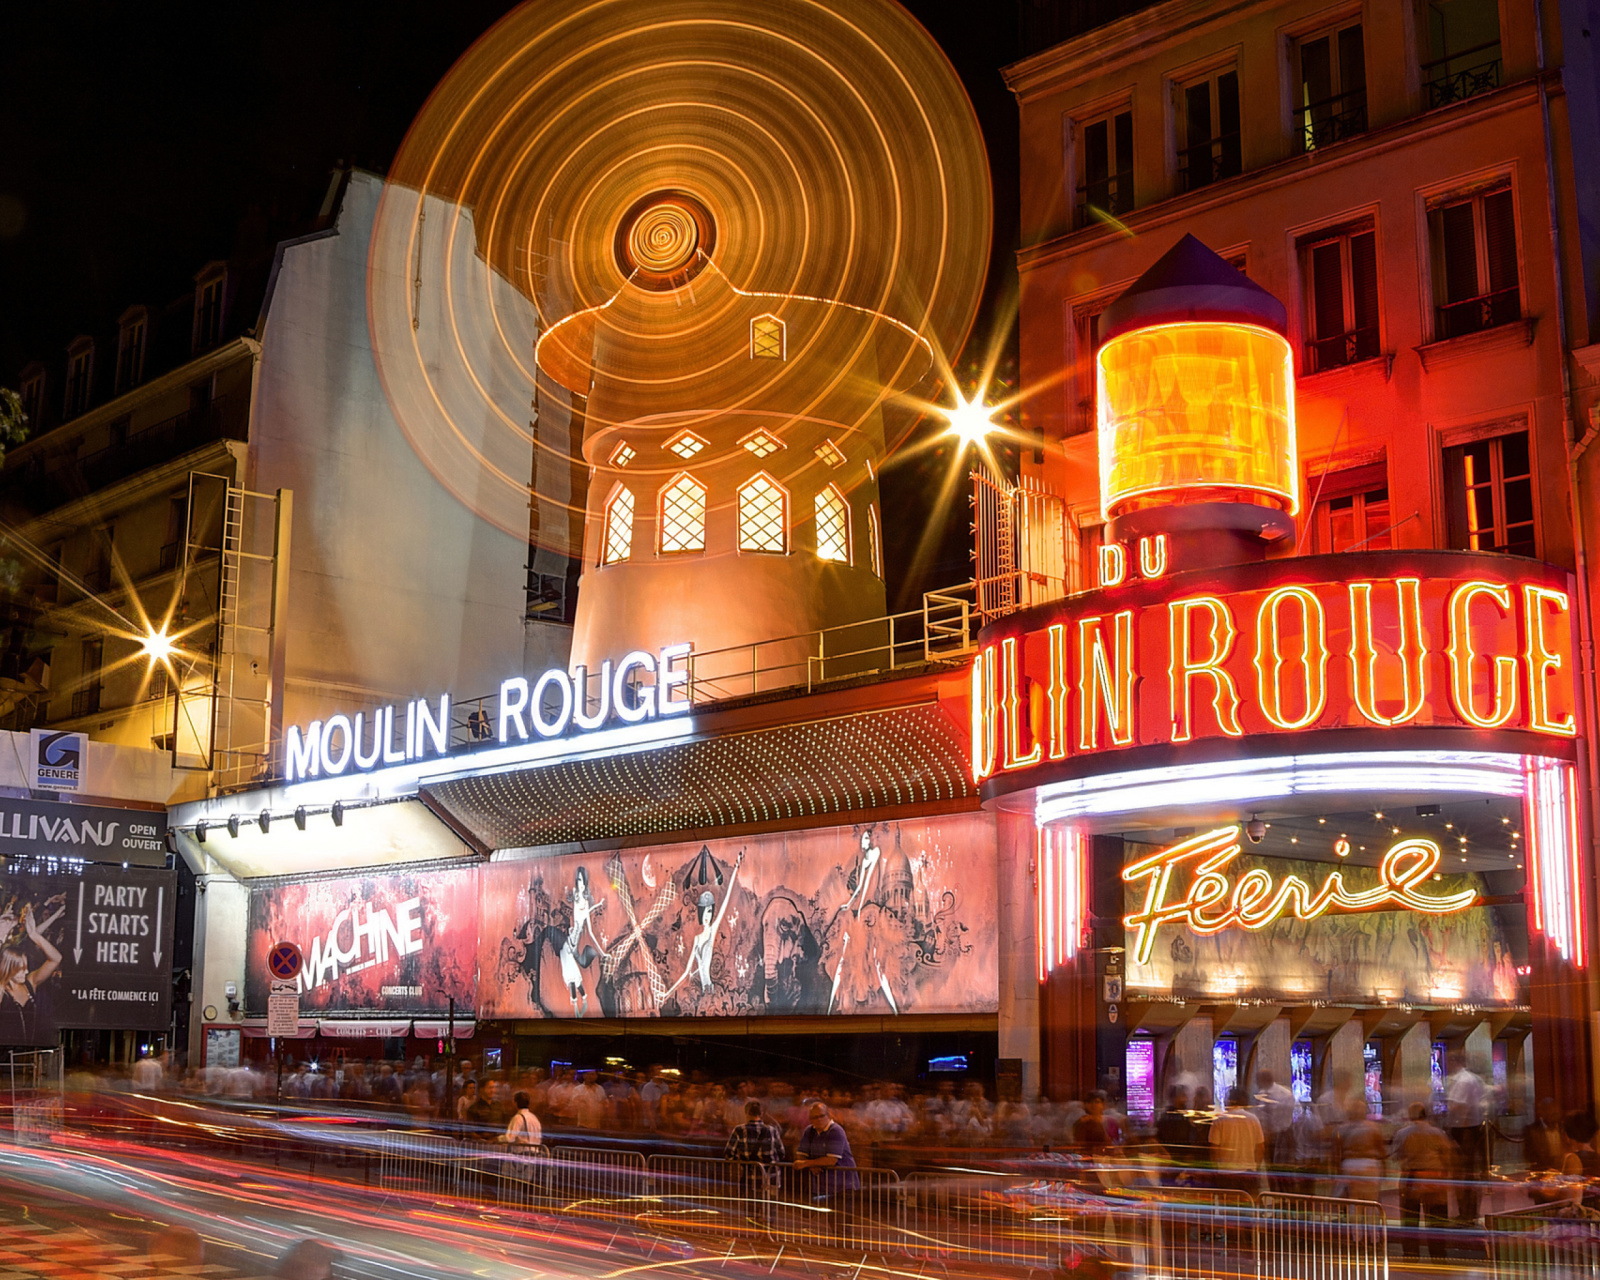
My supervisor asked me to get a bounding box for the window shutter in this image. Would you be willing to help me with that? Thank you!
[1482,189,1518,293]
[1083,119,1109,187]
[1310,243,1346,340]
[1439,201,1479,303]
[1338,24,1366,94]
[1349,231,1379,333]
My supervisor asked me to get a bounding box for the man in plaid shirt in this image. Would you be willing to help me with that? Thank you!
[725,1099,785,1205]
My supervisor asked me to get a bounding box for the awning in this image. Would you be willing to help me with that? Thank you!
[317,1020,413,1039]
[413,1020,476,1039]
[241,1019,317,1039]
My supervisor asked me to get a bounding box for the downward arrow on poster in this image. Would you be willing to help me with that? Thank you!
[152,886,164,967]
[73,881,83,963]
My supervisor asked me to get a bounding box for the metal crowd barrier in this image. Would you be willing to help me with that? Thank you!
[1486,1201,1600,1279]
[362,1140,1391,1279]
[11,1095,62,1147]
[1258,1191,1388,1280]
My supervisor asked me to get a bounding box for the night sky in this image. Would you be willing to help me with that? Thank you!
[0,1,1022,601]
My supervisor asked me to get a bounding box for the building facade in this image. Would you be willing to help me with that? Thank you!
[998,0,1600,1117]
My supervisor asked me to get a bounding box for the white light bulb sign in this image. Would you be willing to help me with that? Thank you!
[284,643,692,783]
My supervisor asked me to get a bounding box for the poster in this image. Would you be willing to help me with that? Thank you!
[479,814,998,1020]
[1123,848,1523,1005]
[245,867,478,1014]
[0,864,175,1045]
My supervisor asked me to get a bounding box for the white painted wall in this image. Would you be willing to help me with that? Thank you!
[188,873,249,1066]
[251,172,572,730]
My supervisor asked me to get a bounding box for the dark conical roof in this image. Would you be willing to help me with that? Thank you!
[1099,233,1289,341]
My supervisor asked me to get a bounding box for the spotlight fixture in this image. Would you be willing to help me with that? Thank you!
[258,810,271,835]
[227,815,241,839]
[294,807,307,831]
[1416,804,1440,818]
[1244,814,1266,843]
[195,821,207,844]
[332,801,344,827]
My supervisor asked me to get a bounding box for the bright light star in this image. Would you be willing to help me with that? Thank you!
[942,394,996,448]
[140,627,175,664]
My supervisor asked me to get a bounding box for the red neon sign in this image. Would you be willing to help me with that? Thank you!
[969,555,1577,783]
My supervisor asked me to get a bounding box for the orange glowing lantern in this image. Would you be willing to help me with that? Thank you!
[1094,235,1297,525]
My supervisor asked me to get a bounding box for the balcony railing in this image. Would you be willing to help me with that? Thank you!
[1299,88,1368,152]
[1423,42,1502,109]
[1075,172,1133,228]
[1436,285,1520,340]
[1305,325,1381,374]
[1177,134,1242,192]
[2,393,249,515]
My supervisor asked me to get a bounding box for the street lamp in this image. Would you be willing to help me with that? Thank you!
[942,393,997,448]
[139,626,175,664]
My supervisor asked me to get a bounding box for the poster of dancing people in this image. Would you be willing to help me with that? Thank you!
[479,814,999,1020]
[0,864,175,1045]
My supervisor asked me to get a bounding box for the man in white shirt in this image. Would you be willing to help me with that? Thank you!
[1445,1051,1488,1222]
[131,1051,164,1092]
[504,1091,542,1146]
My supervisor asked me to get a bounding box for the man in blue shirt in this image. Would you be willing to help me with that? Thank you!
[793,1101,860,1197]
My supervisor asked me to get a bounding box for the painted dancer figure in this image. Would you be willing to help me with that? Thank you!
[545,867,605,1017]
[665,852,743,999]
[843,830,882,918]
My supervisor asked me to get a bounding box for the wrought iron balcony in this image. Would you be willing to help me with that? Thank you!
[1435,285,1520,340]
[1305,325,1381,374]
[1075,173,1133,228]
[1423,43,1502,109]
[1177,134,1242,193]
[1300,89,1368,152]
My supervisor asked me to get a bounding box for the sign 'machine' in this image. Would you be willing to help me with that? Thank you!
[970,551,1577,787]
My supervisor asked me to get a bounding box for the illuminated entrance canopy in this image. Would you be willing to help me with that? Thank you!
[1122,825,1478,965]
[970,551,1576,789]
[284,643,693,783]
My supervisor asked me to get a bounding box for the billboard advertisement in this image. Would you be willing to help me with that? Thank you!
[479,813,998,1020]
[0,864,175,1045]
[246,867,478,1015]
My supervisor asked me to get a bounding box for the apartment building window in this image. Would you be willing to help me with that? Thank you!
[1297,22,1366,151]
[1307,462,1391,552]
[73,638,104,719]
[1176,67,1241,192]
[1300,222,1379,372]
[1423,0,1501,109]
[115,308,147,393]
[63,339,94,420]
[18,366,43,431]
[1444,430,1534,557]
[1075,106,1133,227]
[1430,185,1519,340]
[87,525,115,594]
[193,266,226,353]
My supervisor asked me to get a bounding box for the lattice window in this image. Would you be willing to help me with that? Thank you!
[603,487,635,563]
[660,474,707,553]
[741,429,782,458]
[665,430,706,459]
[738,475,788,553]
[814,439,846,468]
[815,485,851,563]
[751,315,785,359]
[868,503,883,577]
[610,441,637,467]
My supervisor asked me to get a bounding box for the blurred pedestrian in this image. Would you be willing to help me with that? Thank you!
[1445,1051,1487,1223]
[1561,1111,1600,1210]
[274,1239,338,1279]
[1392,1103,1453,1259]
[1208,1087,1265,1194]
[1253,1069,1294,1167]
[145,1225,203,1271]
[1156,1085,1198,1182]
[1073,1091,1112,1155]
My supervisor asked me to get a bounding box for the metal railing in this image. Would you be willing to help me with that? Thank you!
[1437,285,1521,340]
[1486,1200,1600,1278]
[1306,324,1381,373]
[1423,42,1502,109]
[1178,133,1243,191]
[1300,88,1368,151]
[1258,1191,1388,1280]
